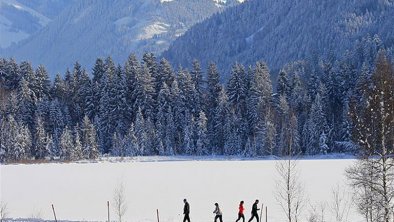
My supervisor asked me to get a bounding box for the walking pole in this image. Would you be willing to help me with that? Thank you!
[259,203,263,222]
[157,209,160,222]
[51,204,57,222]
[107,201,110,222]
[265,206,267,222]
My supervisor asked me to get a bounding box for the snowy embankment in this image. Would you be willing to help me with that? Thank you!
[1,157,362,222]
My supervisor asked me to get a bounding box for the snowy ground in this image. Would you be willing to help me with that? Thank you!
[1,156,363,222]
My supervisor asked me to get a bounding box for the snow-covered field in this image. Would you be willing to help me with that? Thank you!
[1,157,363,222]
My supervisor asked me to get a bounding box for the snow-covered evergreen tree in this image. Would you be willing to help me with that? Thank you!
[34,116,49,159]
[81,115,99,159]
[14,124,32,161]
[124,123,138,156]
[213,88,230,154]
[195,111,208,156]
[60,126,73,160]
[247,62,273,135]
[135,108,147,155]
[303,94,328,155]
[33,65,50,100]
[17,77,36,128]
[206,63,222,149]
[73,129,83,160]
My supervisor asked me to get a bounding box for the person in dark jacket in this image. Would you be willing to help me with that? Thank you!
[213,203,223,222]
[236,201,245,222]
[183,199,190,222]
[247,200,260,222]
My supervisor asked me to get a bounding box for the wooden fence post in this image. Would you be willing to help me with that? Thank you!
[157,209,160,222]
[51,204,57,222]
[107,201,110,222]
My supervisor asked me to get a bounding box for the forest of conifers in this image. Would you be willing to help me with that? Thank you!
[0,35,393,163]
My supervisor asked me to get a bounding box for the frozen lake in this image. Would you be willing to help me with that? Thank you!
[0,157,362,222]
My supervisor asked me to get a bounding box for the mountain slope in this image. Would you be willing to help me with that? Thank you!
[163,0,394,75]
[1,0,239,76]
[0,0,72,48]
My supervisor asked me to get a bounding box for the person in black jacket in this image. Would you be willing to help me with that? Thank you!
[183,199,190,222]
[213,203,223,222]
[247,200,260,222]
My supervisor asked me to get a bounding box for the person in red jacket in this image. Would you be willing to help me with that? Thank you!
[236,201,245,222]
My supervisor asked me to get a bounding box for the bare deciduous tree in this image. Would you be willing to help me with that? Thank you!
[113,181,127,222]
[348,51,394,222]
[0,202,9,222]
[329,185,352,222]
[308,202,326,222]
[275,156,305,222]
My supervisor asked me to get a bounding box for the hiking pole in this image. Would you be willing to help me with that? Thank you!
[259,203,263,222]
[157,209,160,222]
[107,201,110,222]
[265,206,267,222]
[51,204,57,222]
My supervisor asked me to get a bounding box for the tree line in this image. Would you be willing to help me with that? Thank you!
[0,46,393,163]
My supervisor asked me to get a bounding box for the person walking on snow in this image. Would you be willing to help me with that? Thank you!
[213,203,223,222]
[236,201,245,222]
[248,200,260,222]
[183,199,190,222]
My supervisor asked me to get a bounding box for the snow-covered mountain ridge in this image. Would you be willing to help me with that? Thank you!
[1,0,240,76]
[163,0,394,76]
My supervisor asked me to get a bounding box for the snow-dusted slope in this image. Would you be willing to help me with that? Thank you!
[1,0,240,76]
[0,0,71,48]
[163,0,394,75]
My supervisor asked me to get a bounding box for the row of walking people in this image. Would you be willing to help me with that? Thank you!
[183,199,262,222]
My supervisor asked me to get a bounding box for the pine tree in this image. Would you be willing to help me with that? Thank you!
[165,107,176,155]
[17,77,36,129]
[124,123,138,156]
[135,108,147,155]
[14,124,32,161]
[158,58,175,89]
[34,65,50,100]
[112,132,125,157]
[34,116,49,159]
[227,63,247,115]
[92,58,106,83]
[224,111,242,155]
[302,94,328,155]
[196,111,208,155]
[142,52,159,106]
[171,79,185,151]
[60,126,73,160]
[113,66,129,134]
[145,118,159,155]
[277,69,290,98]
[2,58,20,90]
[133,64,155,120]
[1,116,14,161]
[124,54,140,121]
[213,88,230,154]
[206,63,222,149]
[20,61,35,89]
[247,61,273,135]
[245,137,256,157]
[73,129,83,160]
[264,108,277,155]
[81,115,99,159]
[191,59,204,114]
[51,74,66,102]
[178,68,198,116]
[183,115,194,155]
